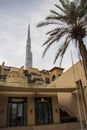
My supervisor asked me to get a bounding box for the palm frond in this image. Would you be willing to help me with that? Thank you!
[80,0,87,7]
[50,10,60,16]
[54,35,71,64]
[42,36,53,47]
[42,37,58,58]
[55,30,68,41]
[66,0,69,5]
[77,0,87,18]
[46,15,70,24]
[37,21,59,27]
[54,46,63,64]
[70,2,77,11]
[46,28,62,35]
[42,30,68,57]
[60,38,71,57]
[49,28,68,36]
[46,28,68,35]
[55,4,66,15]
[59,0,70,10]
[43,31,65,47]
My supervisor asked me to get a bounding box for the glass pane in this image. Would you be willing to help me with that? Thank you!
[11,103,17,126]
[7,103,11,126]
[35,102,38,124]
[24,102,27,125]
[43,102,49,123]
[18,103,23,125]
[48,100,53,123]
[38,103,43,124]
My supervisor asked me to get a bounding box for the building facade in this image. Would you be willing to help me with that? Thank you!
[0,61,87,130]
[0,62,63,127]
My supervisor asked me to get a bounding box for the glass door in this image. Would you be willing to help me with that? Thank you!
[35,97,53,125]
[7,97,27,126]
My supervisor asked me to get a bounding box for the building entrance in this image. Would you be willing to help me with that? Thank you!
[35,97,53,125]
[7,97,27,126]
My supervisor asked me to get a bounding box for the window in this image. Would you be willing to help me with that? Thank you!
[45,78,50,84]
[3,74,7,79]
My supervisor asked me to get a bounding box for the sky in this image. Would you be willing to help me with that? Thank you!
[0,0,80,71]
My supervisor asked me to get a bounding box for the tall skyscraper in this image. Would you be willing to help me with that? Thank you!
[25,25,32,69]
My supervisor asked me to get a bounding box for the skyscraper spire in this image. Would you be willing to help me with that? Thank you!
[25,25,32,69]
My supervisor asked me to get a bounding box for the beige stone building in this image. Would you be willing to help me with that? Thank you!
[0,61,87,130]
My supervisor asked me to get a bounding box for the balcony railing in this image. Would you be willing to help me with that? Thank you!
[0,80,56,89]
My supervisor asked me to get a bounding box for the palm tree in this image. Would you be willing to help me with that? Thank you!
[37,0,87,123]
[37,0,87,78]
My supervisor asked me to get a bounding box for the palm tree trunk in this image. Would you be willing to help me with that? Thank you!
[78,37,87,79]
[78,37,87,123]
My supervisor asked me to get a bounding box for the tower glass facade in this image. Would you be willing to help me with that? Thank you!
[25,25,32,69]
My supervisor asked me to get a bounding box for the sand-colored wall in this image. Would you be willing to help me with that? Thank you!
[48,61,87,122]
[0,95,8,127]
[6,76,28,84]
[0,94,60,127]
[50,69,63,80]
[27,68,39,74]
[52,95,60,123]
[50,61,87,88]
[27,96,35,125]
[85,87,87,104]
[58,93,85,121]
